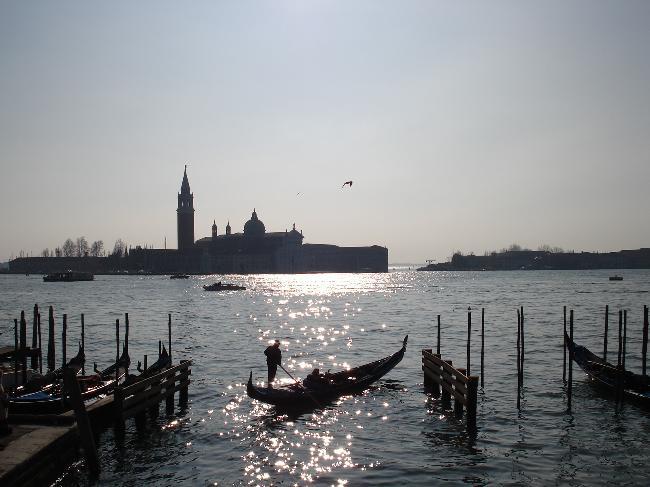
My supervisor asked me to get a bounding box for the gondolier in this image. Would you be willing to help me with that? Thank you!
[264,340,282,387]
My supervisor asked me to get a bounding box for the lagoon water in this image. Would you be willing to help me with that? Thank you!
[2,269,650,485]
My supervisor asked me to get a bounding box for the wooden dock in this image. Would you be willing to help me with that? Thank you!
[0,423,78,486]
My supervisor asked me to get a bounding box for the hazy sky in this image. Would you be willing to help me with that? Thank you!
[1,1,649,263]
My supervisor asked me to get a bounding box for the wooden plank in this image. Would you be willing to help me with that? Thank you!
[423,351,469,383]
[119,361,191,396]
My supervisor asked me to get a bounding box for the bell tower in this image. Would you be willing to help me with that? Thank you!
[177,165,195,251]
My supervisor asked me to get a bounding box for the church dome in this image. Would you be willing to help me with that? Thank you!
[244,209,265,237]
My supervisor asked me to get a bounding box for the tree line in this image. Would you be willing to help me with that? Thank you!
[40,238,129,258]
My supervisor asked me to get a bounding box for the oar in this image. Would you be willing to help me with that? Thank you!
[277,363,323,408]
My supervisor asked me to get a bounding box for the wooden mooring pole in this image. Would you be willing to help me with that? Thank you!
[63,366,100,477]
[31,304,39,369]
[563,306,567,383]
[466,310,471,376]
[37,312,42,374]
[168,313,172,363]
[20,311,27,385]
[62,314,67,367]
[47,306,55,372]
[481,308,485,389]
[13,319,18,389]
[520,306,525,386]
[616,310,623,404]
[643,305,648,376]
[603,305,609,362]
[81,314,85,375]
[517,309,521,410]
[567,309,574,412]
[115,319,120,383]
[622,310,627,372]
[436,315,441,355]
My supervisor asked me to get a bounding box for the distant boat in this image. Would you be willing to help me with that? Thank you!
[170,273,190,279]
[43,271,94,282]
[609,275,623,281]
[203,282,246,291]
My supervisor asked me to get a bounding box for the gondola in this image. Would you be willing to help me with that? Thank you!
[170,274,190,279]
[247,335,408,409]
[8,347,130,415]
[13,343,86,395]
[565,332,650,405]
[203,282,246,291]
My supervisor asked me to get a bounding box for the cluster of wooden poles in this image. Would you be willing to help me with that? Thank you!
[563,305,649,411]
[9,304,175,389]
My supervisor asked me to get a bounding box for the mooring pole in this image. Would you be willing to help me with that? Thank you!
[124,313,129,357]
[622,310,627,372]
[517,309,521,410]
[563,306,567,383]
[567,309,573,412]
[616,310,623,404]
[14,319,19,389]
[604,305,609,362]
[436,315,441,355]
[37,312,42,374]
[48,306,55,372]
[115,319,120,382]
[81,314,85,375]
[159,340,162,357]
[467,310,471,376]
[62,314,67,367]
[520,306,525,385]
[20,311,27,385]
[481,308,485,388]
[168,313,172,363]
[63,367,100,477]
[31,304,39,369]
[643,305,648,376]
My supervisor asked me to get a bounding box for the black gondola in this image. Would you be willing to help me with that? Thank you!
[9,347,130,415]
[14,344,86,395]
[247,335,408,409]
[565,332,650,405]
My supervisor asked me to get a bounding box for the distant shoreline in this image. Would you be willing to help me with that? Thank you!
[417,248,650,272]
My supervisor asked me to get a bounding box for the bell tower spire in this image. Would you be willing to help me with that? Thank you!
[177,165,195,251]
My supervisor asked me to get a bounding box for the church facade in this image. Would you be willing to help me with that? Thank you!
[165,168,387,274]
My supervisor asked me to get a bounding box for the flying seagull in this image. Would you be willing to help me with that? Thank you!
[341,180,353,189]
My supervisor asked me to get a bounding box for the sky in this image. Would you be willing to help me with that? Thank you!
[1,1,649,264]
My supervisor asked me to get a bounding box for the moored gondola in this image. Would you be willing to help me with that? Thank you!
[203,282,246,291]
[565,332,650,405]
[247,335,408,409]
[8,347,130,416]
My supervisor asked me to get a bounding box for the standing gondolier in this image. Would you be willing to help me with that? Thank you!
[264,340,282,387]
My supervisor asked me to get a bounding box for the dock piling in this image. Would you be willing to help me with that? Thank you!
[466,311,471,376]
[81,314,85,375]
[47,306,55,372]
[37,312,42,374]
[604,305,609,362]
[31,304,38,370]
[13,319,18,389]
[517,309,521,410]
[563,306,567,383]
[63,366,100,477]
[62,314,67,367]
[436,315,441,355]
[616,310,623,404]
[20,311,27,385]
[643,305,648,376]
[567,309,574,412]
[481,308,485,389]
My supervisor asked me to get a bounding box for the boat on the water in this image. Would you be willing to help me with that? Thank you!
[203,282,246,291]
[43,271,94,282]
[565,332,650,406]
[247,335,408,409]
[170,274,190,279]
[609,275,623,281]
[9,347,130,415]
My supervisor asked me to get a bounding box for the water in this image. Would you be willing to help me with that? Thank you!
[1,270,650,485]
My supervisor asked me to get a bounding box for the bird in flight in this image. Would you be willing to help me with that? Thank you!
[341,180,353,189]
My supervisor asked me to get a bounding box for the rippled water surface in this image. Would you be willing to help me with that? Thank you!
[2,270,650,485]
